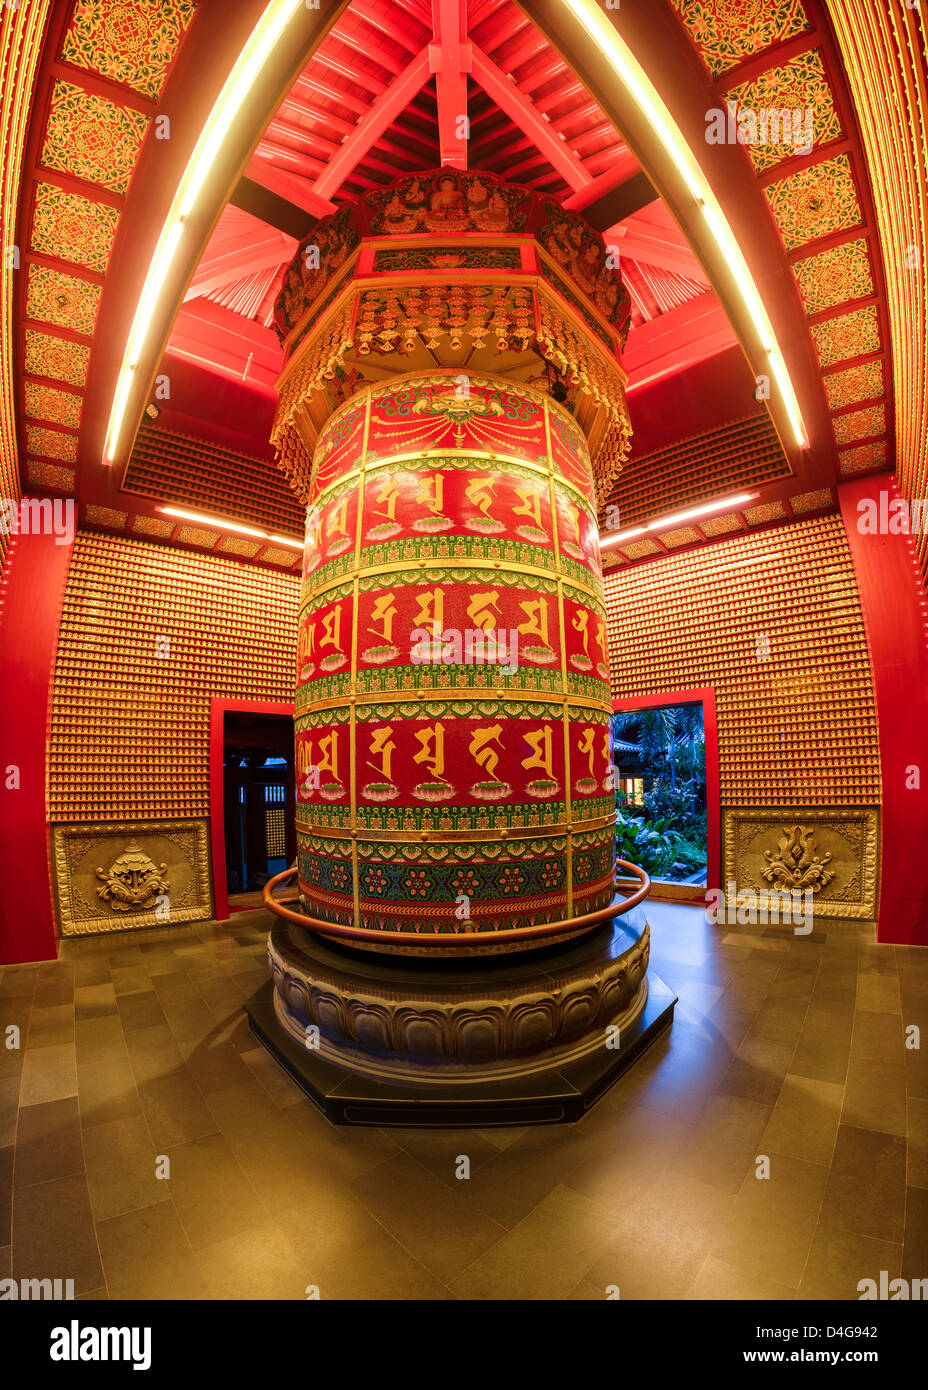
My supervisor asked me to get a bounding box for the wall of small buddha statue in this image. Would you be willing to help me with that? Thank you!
[604,513,881,920]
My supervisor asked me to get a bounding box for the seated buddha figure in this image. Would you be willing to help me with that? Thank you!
[428,174,468,231]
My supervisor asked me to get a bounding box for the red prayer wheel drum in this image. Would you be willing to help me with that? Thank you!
[294,370,616,952]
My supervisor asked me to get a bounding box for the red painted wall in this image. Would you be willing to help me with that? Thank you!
[0,531,72,964]
[839,476,928,944]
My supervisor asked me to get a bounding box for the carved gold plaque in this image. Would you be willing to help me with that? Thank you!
[722,807,879,920]
[52,819,212,936]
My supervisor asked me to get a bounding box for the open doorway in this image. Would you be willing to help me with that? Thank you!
[612,689,720,903]
[222,712,296,911]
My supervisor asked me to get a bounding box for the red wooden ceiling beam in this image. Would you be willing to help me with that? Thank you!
[623,293,739,391]
[562,155,644,212]
[313,48,432,202]
[470,44,590,192]
[605,218,710,284]
[471,5,528,51]
[431,0,470,169]
[243,157,337,218]
[349,0,429,51]
[314,48,389,96]
[330,20,406,77]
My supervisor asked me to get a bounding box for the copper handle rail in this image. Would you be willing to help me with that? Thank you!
[260,859,650,947]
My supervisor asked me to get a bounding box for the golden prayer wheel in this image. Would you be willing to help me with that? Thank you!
[294,370,616,949]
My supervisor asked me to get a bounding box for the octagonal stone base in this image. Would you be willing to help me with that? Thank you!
[245,905,676,1126]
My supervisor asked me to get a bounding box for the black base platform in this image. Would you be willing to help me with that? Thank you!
[245,970,676,1127]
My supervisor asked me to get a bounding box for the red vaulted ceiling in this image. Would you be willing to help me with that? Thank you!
[13,0,897,573]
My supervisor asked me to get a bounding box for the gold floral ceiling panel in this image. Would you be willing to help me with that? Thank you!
[40,81,149,195]
[18,0,195,502]
[25,264,101,336]
[23,382,83,430]
[792,238,874,315]
[30,182,120,274]
[25,425,77,463]
[764,153,861,252]
[724,49,842,174]
[27,460,75,492]
[823,360,884,412]
[790,488,834,514]
[811,305,881,370]
[60,0,197,103]
[832,404,885,447]
[670,2,894,474]
[670,0,810,79]
[23,330,91,389]
[839,441,886,475]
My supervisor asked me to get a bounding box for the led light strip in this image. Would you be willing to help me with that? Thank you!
[103,0,305,465]
[563,0,808,450]
[600,491,758,548]
[158,505,302,549]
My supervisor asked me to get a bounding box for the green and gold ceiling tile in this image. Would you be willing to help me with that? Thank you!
[25,264,100,335]
[218,537,262,558]
[811,304,881,368]
[789,489,834,514]
[130,515,174,538]
[699,512,742,536]
[31,182,120,274]
[744,499,787,525]
[792,238,874,315]
[658,526,702,548]
[84,505,128,528]
[41,81,149,195]
[23,381,83,429]
[619,537,662,560]
[60,0,196,103]
[765,153,861,252]
[26,459,76,492]
[823,359,884,411]
[724,50,842,174]
[261,547,301,567]
[838,440,887,475]
[24,329,90,388]
[25,424,78,462]
[832,404,886,446]
[670,0,810,80]
[176,525,219,549]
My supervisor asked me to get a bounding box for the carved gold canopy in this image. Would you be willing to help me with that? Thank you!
[270,169,633,516]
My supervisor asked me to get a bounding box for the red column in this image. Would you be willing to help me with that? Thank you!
[0,530,72,963]
[839,477,928,945]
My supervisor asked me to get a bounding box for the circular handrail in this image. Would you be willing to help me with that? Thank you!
[260,859,650,947]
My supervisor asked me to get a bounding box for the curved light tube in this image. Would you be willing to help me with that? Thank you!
[562,0,808,450]
[103,0,305,465]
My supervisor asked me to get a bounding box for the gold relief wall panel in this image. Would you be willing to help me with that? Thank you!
[50,532,298,820]
[722,808,879,920]
[53,819,211,936]
[604,517,880,807]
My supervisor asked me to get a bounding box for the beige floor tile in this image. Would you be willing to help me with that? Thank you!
[20,1043,77,1106]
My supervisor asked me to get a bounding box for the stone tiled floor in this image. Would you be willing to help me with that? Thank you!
[1,902,926,1300]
